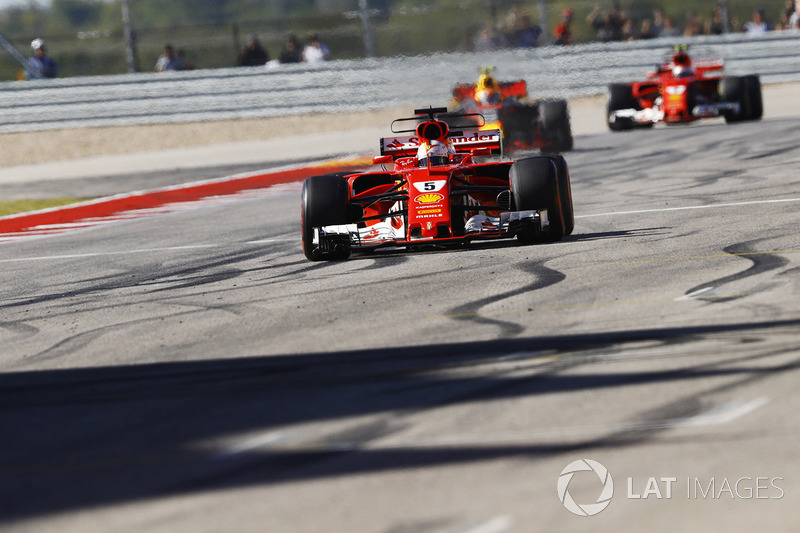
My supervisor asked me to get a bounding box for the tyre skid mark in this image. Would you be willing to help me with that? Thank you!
[444,261,566,336]
[681,241,790,303]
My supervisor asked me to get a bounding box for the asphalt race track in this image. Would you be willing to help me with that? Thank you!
[2,115,800,532]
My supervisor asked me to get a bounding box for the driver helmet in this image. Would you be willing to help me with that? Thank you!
[31,38,45,51]
[417,140,452,167]
[671,49,692,77]
[476,70,501,104]
[672,65,694,78]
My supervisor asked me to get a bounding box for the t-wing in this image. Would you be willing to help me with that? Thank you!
[379,129,502,159]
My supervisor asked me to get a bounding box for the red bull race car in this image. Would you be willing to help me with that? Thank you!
[301,107,574,261]
[607,45,763,131]
[451,69,573,152]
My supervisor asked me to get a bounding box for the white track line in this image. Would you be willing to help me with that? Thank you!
[211,398,768,459]
[445,516,512,533]
[675,397,770,427]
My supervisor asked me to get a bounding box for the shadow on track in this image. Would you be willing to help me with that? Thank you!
[2,318,799,523]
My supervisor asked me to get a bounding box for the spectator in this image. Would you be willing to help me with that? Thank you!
[502,4,522,45]
[473,24,500,51]
[587,5,624,42]
[302,33,330,63]
[683,13,704,36]
[651,8,665,36]
[238,34,269,66]
[516,15,542,47]
[553,9,574,45]
[177,48,194,70]
[707,4,728,34]
[28,38,58,79]
[621,17,638,40]
[155,44,185,72]
[781,0,796,25]
[776,1,795,29]
[279,34,303,63]
[744,9,770,34]
[777,10,791,30]
[639,19,658,39]
[660,17,681,37]
[790,1,800,28]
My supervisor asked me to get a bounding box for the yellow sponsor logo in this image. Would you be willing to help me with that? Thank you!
[415,193,444,204]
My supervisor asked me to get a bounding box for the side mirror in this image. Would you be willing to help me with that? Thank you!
[470,148,492,156]
[372,155,393,165]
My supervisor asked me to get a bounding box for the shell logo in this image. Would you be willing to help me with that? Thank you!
[415,193,444,204]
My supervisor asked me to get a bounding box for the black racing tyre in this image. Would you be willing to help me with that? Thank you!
[743,75,763,120]
[301,174,350,261]
[539,99,573,152]
[548,154,574,236]
[722,75,762,123]
[686,82,700,118]
[500,104,537,148]
[721,76,745,122]
[510,156,564,244]
[607,83,637,131]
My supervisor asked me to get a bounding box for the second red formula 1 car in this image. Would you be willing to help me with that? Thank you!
[607,45,763,131]
[301,107,574,261]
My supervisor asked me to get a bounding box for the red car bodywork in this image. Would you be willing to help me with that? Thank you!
[635,53,724,123]
[607,48,763,130]
[301,108,574,261]
[451,80,573,152]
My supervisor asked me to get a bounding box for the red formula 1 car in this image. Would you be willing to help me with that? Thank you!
[451,69,573,152]
[301,107,574,261]
[607,45,763,131]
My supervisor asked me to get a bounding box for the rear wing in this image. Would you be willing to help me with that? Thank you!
[380,129,502,158]
[452,80,528,101]
[694,58,725,77]
[647,57,725,79]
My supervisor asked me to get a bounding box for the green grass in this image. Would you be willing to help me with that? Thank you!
[0,198,85,217]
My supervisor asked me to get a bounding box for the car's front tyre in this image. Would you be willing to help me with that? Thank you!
[722,75,763,123]
[301,174,350,261]
[510,156,565,244]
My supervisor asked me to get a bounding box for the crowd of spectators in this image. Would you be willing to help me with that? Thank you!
[22,2,800,79]
[235,32,330,68]
[23,29,332,78]
[153,31,330,73]
[469,2,800,52]
[580,2,800,41]
[472,5,545,51]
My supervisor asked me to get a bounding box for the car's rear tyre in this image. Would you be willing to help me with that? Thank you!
[499,104,537,149]
[548,154,574,236]
[539,99,573,152]
[722,75,763,123]
[301,174,350,261]
[510,156,564,244]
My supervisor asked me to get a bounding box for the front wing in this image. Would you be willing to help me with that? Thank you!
[311,209,550,252]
